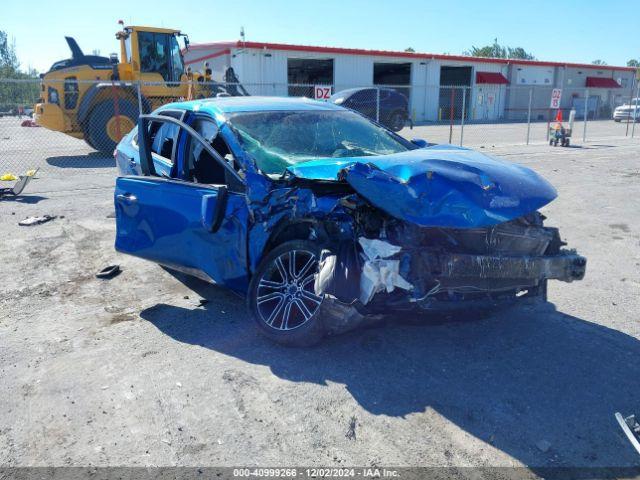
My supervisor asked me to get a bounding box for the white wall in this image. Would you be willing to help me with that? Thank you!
[187,44,635,123]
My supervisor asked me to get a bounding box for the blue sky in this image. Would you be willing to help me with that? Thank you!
[4,0,639,72]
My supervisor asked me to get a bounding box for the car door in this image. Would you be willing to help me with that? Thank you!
[114,112,250,292]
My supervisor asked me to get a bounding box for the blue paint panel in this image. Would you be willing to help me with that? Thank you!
[286,146,557,228]
[115,176,249,292]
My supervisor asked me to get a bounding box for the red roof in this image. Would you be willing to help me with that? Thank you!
[187,40,637,72]
[585,76,622,88]
[476,72,510,84]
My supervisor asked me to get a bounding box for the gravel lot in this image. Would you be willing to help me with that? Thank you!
[1,119,640,476]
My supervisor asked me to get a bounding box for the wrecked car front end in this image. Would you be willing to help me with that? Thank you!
[255,146,586,322]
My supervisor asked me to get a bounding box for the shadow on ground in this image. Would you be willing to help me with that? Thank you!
[46,152,114,169]
[0,195,47,204]
[140,278,640,471]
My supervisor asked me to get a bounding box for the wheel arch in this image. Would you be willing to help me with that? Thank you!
[251,219,326,274]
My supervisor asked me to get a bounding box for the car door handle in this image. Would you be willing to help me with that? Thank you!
[116,193,137,204]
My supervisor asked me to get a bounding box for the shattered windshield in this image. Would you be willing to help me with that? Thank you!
[227,110,411,175]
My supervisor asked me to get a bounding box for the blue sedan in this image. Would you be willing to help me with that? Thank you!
[114,97,586,346]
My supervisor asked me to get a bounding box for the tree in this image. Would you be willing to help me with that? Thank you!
[404,47,415,53]
[627,59,640,67]
[0,30,39,112]
[507,47,536,61]
[591,59,607,65]
[463,38,535,60]
[0,31,19,76]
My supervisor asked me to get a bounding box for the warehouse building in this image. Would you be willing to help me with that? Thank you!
[183,40,637,123]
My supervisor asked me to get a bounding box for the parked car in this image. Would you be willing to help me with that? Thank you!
[330,87,409,131]
[613,98,640,122]
[114,96,586,346]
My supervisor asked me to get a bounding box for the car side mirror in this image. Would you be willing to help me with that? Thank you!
[201,187,228,233]
[411,138,428,148]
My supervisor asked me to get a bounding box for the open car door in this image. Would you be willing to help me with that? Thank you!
[114,113,249,292]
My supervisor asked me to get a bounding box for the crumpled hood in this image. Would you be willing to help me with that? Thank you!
[286,145,557,228]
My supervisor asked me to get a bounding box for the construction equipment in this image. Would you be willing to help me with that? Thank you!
[34,23,227,153]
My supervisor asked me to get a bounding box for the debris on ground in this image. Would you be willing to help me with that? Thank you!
[18,215,56,226]
[96,265,121,280]
[1,168,39,199]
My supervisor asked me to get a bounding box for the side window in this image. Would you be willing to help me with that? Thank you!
[149,121,179,163]
[186,118,234,185]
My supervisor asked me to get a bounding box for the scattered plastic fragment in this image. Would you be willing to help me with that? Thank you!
[358,237,413,304]
[96,265,121,279]
[18,215,56,226]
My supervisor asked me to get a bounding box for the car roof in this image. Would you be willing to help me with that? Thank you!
[330,87,395,97]
[158,96,344,117]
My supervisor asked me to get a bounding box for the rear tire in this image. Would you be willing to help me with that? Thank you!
[86,99,138,154]
[248,240,326,347]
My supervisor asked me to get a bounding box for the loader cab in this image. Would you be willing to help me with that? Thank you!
[119,26,187,85]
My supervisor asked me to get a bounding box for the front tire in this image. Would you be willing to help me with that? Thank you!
[248,240,326,346]
[86,99,138,154]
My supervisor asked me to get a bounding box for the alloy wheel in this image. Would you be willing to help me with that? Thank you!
[255,249,323,331]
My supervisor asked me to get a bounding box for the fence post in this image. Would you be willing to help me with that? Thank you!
[582,89,589,142]
[375,87,380,123]
[460,87,466,146]
[632,82,639,139]
[137,81,143,116]
[449,87,455,144]
[526,88,533,145]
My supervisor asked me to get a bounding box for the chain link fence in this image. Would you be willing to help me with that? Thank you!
[1,78,639,180]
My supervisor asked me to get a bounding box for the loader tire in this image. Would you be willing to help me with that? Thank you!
[87,99,138,154]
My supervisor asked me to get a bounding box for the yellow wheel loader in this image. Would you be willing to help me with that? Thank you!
[34,24,231,153]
